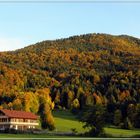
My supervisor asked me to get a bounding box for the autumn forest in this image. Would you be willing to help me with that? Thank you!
[0,33,140,132]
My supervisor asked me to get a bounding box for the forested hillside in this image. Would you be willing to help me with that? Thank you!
[0,33,140,129]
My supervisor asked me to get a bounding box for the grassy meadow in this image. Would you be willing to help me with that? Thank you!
[104,127,140,138]
[52,110,88,133]
[53,110,140,137]
[0,110,140,138]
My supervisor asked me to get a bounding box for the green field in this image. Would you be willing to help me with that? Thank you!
[53,110,140,137]
[104,127,140,138]
[52,110,88,133]
[53,110,140,138]
[0,110,140,138]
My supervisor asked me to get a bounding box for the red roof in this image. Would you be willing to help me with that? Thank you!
[0,109,38,120]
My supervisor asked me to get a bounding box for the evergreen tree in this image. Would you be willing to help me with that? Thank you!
[114,109,122,126]
[78,105,106,136]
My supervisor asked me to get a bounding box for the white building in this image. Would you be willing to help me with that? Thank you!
[0,109,39,130]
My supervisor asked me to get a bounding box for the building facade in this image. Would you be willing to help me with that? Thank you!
[0,109,39,130]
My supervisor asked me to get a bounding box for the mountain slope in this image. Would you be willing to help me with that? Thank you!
[0,33,140,111]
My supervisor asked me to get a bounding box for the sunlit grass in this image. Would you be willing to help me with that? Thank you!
[104,127,140,137]
[53,110,87,133]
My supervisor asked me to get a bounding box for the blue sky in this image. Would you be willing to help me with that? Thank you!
[0,1,140,51]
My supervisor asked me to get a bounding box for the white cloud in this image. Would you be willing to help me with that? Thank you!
[0,38,25,52]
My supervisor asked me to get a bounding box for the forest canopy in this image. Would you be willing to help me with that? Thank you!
[0,33,140,130]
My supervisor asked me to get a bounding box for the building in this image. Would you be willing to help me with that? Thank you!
[0,109,39,130]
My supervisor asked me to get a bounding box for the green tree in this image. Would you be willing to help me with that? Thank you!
[40,102,55,130]
[78,105,106,136]
[127,104,135,126]
[85,94,94,106]
[114,109,122,126]
[124,117,133,130]
[134,104,140,128]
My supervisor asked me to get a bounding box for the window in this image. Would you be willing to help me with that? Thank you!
[1,118,7,122]
[30,120,37,123]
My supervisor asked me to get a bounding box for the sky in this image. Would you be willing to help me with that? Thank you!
[0,1,140,51]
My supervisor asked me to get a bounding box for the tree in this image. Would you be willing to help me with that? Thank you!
[127,104,135,126]
[23,92,39,113]
[36,88,55,130]
[93,93,102,104]
[85,94,94,106]
[124,117,133,130]
[78,105,106,136]
[71,98,80,114]
[134,104,140,128]
[72,98,80,109]
[114,109,122,126]
[54,90,61,107]
[40,102,55,130]
[12,98,23,110]
[67,90,74,108]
